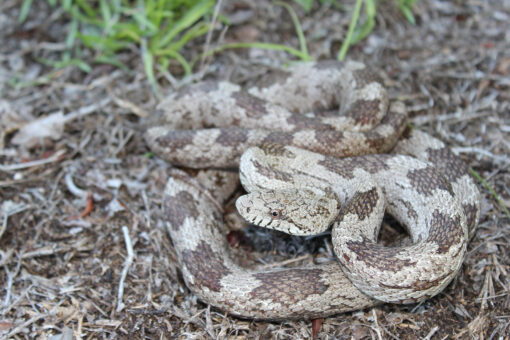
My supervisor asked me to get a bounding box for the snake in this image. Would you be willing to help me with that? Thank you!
[144,60,481,320]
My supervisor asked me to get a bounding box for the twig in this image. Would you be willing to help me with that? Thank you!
[259,254,310,269]
[21,238,92,259]
[2,256,21,308]
[453,147,510,166]
[200,0,224,72]
[423,326,439,340]
[371,309,383,340]
[107,86,148,118]
[64,172,88,198]
[63,97,111,122]
[3,313,48,338]
[0,149,65,172]
[117,225,135,312]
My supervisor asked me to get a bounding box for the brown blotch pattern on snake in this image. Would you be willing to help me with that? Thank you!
[231,92,269,118]
[344,242,418,272]
[427,210,464,254]
[260,143,297,158]
[340,187,380,221]
[344,99,382,126]
[352,68,383,88]
[407,167,454,197]
[182,241,232,292]
[215,128,249,146]
[426,147,470,182]
[250,269,328,305]
[156,131,196,153]
[164,191,200,230]
[251,160,294,182]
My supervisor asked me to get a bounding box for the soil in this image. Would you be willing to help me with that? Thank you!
[1,0,509,339]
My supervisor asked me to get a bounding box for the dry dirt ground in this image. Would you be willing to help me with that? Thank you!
[1,0,509,339]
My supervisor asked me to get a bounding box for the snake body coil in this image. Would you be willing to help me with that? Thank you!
[145,61,480,320]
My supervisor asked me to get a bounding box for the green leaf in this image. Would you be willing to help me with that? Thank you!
[164,21,210,52]
[292,0,314,12]
[18,0,33,23]
[142,42,160,96]
[155,49,192,75]
[156,0,214,49]
[199,42,313,64]
[74,0,97,17]
[294,0,314,12]
[471,169,510,219]
[66,19,79,49]
[100,0,112,23]
[62,0,72,11]
[276,1,309,58]
[401,6,416,25]
[338,0,363,60]
[95,54,130,72]
[78,33,127,51]
[37,57,92,73]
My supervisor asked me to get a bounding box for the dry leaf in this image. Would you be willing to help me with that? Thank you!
[11,111,65,148]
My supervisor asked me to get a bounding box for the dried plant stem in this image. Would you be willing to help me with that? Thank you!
[117,225,135,312]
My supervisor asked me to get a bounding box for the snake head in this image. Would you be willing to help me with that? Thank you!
[235,189,339,236]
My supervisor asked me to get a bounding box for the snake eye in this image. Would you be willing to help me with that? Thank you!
[270,209,281,218]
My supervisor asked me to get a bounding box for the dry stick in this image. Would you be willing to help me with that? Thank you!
[259,254,311,269]
[4,313,48,338]
[371,309,383,340]
[199,0,224,73]
[65,172,88,198]
[423,326,439,340]
[117,225,134,312]
[0,149,65,172]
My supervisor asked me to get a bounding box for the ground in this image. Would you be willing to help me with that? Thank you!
[0,0,509,339]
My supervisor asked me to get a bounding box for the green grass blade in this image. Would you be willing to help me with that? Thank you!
[337,0,363,61]
[400,6,416,25]
[18,0,33,23]
[141,40,160,97]
[154,49,192,75]
[165,22,211,52]
[199,42,314,63]
[100,0,112,24]
[275,1,309,58]
[95,54,130,73]
[471,169,510,219]
[36,57,92,73]
[74,0,97,17]
[62,0,72,11]
[351,0,375,43]
[292,0,314,12]
[66,19,79,49]
[156,0,214,49]
[398,0,417,25]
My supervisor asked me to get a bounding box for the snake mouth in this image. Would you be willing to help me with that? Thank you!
[235,195,251,215]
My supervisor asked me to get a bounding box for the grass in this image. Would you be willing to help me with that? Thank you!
[19,0,217,94]
[471,169,510,219]
[18,0,419,90]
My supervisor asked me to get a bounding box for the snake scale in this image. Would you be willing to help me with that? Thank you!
[145,60,481,320]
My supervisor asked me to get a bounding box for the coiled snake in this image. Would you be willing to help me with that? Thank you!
[145,60,481,320]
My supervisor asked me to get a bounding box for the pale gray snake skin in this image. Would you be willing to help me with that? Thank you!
[145,60,481,320]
